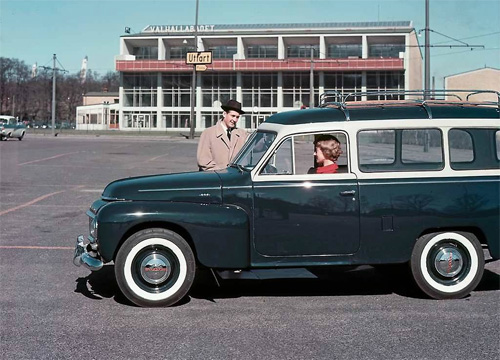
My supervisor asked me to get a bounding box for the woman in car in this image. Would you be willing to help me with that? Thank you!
[308,134,343,174]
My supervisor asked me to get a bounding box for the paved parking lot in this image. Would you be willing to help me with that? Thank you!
[1,134,499,359]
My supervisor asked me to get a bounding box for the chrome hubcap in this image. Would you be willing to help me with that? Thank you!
[140,254,171,285]
[434,247,463,278]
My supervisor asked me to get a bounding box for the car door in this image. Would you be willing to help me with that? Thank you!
[13,120,24,137]
[252,132,360,257]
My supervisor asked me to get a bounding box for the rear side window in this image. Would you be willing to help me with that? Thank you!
[358,128,443,172]
[449,129,474,165]
[496,131,500,161]
[448,128,499,170]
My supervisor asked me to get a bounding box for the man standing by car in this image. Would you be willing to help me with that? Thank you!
[197,99,248,171]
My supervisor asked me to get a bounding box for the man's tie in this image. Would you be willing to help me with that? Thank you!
[227,128,231,141]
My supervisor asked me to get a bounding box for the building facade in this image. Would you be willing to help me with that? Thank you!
[76,92,120,130]
[445,67,500,102]
[116,21,422,132]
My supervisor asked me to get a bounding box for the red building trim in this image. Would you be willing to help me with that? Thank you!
[116,58,404,72]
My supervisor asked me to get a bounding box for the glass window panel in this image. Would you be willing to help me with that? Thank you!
[261,137,293,175]
[286,45,319,58]
[358,130,395,165]
[219,74,231,88]
[133,46,158,60]
[328,44,362,58]
[180,94,190,107]
[282,74,295,88]
[201,73,213,87]
[242,74,253,88]
[234,131,277,169]
[247,45,278,58]
[260,93,271,107]
[170,46,192,59]
[402,129,443,164]
[242,93,252,107]
[368,44,405,58]
[496,131,500,161]
[202,93,212,107]
[449,129,474,163]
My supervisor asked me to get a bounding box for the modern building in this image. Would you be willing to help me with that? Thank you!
[444,67,500,102]
[115,21,422,132]
[76,92,119,130]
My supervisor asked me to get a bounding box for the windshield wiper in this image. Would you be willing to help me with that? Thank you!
[229,163,250,173]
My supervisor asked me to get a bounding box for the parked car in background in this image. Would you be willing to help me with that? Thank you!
[0,115,27,141]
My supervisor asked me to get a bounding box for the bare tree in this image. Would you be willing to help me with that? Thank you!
[0,56,119,125]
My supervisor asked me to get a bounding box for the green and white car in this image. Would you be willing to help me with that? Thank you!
[0,115,27,141]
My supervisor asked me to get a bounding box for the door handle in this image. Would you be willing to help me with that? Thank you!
[340,190,356,196]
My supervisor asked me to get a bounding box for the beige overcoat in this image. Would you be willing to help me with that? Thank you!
[197,121,248,171]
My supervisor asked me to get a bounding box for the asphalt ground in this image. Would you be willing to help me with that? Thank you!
[0,134,499,360]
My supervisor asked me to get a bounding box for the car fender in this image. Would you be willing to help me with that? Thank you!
[96,200,250,268]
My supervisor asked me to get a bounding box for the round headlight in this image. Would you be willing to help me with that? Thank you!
[89,217,98,238]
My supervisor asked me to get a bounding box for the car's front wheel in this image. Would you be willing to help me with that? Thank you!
[410,231,484,299]
[115,228,196,307]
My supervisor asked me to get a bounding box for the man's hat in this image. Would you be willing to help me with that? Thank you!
[221,99,245,114]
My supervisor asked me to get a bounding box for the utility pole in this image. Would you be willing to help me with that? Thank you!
[309,47,314,108]
[189,0,200,139]
[52,54,57,136]
[40,54,67,136]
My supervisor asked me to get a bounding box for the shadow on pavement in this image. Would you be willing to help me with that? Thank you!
[74,263,499,306]
[74,265,132,306]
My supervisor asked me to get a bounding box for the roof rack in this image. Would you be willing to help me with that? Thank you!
[319,90,500,120]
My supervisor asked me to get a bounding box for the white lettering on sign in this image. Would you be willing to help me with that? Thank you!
[142,25,215,33]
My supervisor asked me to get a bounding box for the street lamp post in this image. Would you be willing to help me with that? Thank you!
[189,0,200,139]
[424,0,430,99]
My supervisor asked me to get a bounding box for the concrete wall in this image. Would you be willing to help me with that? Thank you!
[83,94,119,106]
[445,68,500,102]
[407,30,423,91]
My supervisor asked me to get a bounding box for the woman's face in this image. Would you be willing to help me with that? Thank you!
[314,146,326,165]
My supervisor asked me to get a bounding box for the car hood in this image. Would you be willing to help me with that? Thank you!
[101,171,222,203]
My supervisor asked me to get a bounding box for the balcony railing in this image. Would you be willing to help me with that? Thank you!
[116,58,404,72]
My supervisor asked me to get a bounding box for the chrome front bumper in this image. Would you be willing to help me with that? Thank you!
[73,235,103,271]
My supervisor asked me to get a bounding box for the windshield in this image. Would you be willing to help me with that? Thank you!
[232,131,277,170]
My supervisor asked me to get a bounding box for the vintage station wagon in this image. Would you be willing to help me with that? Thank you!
[0,115,26,141]
[74,90,500,307]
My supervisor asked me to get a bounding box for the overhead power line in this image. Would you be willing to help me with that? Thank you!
[433,31,500,45]
[432,47,500,58]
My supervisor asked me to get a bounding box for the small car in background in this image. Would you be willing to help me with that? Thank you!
[0,115,27,141]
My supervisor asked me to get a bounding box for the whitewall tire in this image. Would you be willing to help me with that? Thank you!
[115,228,196,307]
[410,231,484,299]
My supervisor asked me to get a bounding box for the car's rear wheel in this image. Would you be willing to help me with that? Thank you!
[410,231,484,299]
[115,228,196,307]
[18,131,25,141]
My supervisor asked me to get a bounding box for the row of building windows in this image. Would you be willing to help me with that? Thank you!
[122,71,404,108]
[132,43,405,60]
[123,72,403,89]
[122,110,273,130]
